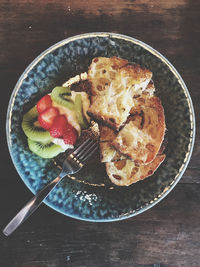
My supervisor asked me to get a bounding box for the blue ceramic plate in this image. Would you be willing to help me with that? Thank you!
[6,33,195,222]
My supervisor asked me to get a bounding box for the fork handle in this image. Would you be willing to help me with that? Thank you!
[3,176,61,236]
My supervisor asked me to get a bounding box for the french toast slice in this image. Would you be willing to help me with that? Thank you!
[112,96,166,164]
[106,154,166,186]
[61,61,166,186]
[87,57,152,130]
[99,125,126,162]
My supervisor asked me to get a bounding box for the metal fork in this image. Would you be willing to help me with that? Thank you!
[3,138,98,236]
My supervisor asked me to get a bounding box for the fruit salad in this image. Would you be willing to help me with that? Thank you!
[22,86,90,158]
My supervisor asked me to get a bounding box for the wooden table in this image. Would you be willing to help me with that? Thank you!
[1,1,199,266]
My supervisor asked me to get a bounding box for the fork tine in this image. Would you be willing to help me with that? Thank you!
[73,139,94,159]
[79,142,98,163]
[72,138,92,156]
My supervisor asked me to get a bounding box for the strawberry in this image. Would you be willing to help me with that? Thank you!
[63,124,78,145]
[38,107,59,130]
[50,115,68,138]
[36,95,52,113]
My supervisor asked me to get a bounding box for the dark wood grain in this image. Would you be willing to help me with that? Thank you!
[0,0,200,266]
[1,184,200,266]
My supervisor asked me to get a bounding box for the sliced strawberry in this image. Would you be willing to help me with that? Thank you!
[38,107,59,130]
[36,95,52,113]
[50,115,68,138]
[63,124,78,145]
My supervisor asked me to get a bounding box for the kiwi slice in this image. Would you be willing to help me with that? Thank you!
[51,86,75,110]
[28,138,63,158]
[22,106,52,143]
[74,94,89,129]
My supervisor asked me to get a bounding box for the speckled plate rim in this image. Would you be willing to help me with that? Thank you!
[6,32,196,222]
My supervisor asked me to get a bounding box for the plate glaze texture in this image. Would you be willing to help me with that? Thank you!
[7,32,195,222]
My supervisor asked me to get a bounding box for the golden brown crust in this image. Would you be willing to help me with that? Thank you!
[119,63,152,85]
[99,125,118,142]
[106,154,166,186]
[70,80,92,95]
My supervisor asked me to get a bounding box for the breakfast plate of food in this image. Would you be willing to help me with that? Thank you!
[6,32,195,221]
